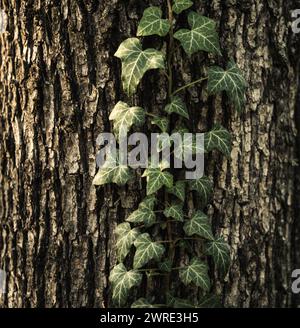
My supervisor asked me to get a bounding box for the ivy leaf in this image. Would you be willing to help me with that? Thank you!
[133,233,165,269]
[166,180,186,202]
[109,264,142,306]
[115,223,140,261]
[142,159,170,177]
[183,211,214,240]
[158,259,172,272]
[164,96,189,119]
[164,202,184,222]
[172,0,193,15]
[174,11,221,56]
[168,295,195,308]
[208,61,247,111]
[145,168,173,195]
[126,197,157,227]
[198,294,222,308]
[137,7,170,37]
[109,101,145,137]
[179,258,210,291]
[93,152,133,186]
[206,237,230,275]
[204,125,232,157]
[131,298,157,308]
[157,133,172,152]
[140,195,157,209]
[189,176,213,206]
[115,38,165,95]
[151,115,169,132]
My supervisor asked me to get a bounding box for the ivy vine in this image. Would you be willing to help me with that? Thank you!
[93,0,247,308]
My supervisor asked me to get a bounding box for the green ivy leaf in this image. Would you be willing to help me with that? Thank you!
[172,0,193,15]
[164,96,189,119]
[179,258,210,291]
[126,197,157,227]
[144,168,173,195]
[166,180,186,202]
[109,101,145,137]
[174,11,221,56]
[167,293,195,308]
[93,152,133,186]
[204,125,232,157]
[115,38,165,95]
[208,61,247,111]
[189,176,213,206]
[198,294,222,308]
[115,223,140,261]
[109,263,142,306]
[151,115,169,132]
[164,202,184,222]
[183,211,214,240]
[137,7,170,37]
[131,298,157,308]
[158,259,172,272]
[133,233,165,269]
[206,237,230,275]
[140,195,157,208]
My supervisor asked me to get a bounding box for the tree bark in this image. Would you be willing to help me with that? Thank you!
[0,0,299,308]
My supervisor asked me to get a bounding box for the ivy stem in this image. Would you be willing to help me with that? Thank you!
[164,0,175,297]
[145,112,157,118]
[166,0,174,98]
[172,77,208,96]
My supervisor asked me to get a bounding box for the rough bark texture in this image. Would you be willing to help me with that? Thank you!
[0,0,299,308]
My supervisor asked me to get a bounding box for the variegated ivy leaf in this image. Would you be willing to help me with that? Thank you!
[189,176,213,206]
[93,152,133,186]
[179,258,210,291]
[151,115,169,132]
[133,233,165,269]
[174,11,221,56]
[164,96,189,119]
[131,298,157,308]
[142,158,169,177]
[198,294,221,308]
[183,211,214,240]
[173,133,205,159]
[140,195,157,208]
[115,223,140,261]
[167,293,195,308]
[144,168,173,195]
[172,124,189,136]
[204,125,232,157]
[157,133,172,152]
[166,180,186,202]
[172,0,193,15]
[164,202,184,222]
[208,61,247,112]
[115,38,165,95]
[137,6,170,37]
[109,101,145,137]
[158,259,172,272]
[109,263,142,306]
[206,237,230,275]
[126,197,157,227]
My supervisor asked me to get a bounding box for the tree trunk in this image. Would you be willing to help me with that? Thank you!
[0,0,299,308]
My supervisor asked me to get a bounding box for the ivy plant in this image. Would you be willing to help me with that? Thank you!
[93,0,247,308]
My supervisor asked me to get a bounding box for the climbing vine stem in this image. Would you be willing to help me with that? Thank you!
[93,0,247,308]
